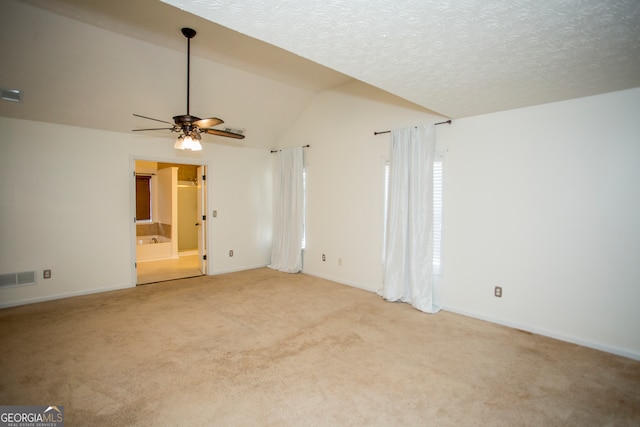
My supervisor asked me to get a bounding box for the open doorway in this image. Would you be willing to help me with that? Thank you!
[134,160,207,284]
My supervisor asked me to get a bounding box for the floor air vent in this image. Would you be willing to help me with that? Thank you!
[0,271,37,288]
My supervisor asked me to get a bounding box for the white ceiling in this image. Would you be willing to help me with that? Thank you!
[163,0,640,118]
[2,0,639,143]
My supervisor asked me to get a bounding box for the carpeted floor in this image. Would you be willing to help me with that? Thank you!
[1,268,639,426]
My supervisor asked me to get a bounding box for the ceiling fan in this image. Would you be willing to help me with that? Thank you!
[132,27,245,151]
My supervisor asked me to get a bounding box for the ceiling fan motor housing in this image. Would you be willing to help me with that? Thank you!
[174,114,200,125]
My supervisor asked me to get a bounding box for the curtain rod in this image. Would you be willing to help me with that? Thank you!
[270,144,310,153]
[374,119,452,135]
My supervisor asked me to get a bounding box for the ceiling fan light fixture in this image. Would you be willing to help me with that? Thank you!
[174,135,186,150]
[175,133,202,151]
[188,136,202,151]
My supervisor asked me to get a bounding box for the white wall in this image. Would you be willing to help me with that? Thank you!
[278,81,445,290]
[0,117,272,307]
[279,83,640,360]
[208,144,273,274]
[438,88,640,359]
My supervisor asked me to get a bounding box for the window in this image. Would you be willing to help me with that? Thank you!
[383,159,444,274]
[135,174,152,222]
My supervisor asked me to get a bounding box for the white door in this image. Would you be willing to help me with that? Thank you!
[197,166,207,274]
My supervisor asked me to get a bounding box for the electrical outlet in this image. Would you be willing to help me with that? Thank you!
[494,286,502,298]
[229,250,234,257]
[322,254,326,262]
[43,269,52,279]
[338,258,342,266]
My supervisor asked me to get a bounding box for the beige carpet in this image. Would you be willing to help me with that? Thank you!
[0,268,638,426]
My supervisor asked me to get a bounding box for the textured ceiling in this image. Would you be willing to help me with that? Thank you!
[4,0,639,141]
[163,0,640,118]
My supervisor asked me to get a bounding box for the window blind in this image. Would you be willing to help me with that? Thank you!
[382,160,443,273]
[135,175,152,221]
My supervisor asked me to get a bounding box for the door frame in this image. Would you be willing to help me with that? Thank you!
[130,155,210,285]
[196,165,207,275]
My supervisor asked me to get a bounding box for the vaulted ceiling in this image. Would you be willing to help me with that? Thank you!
[2,0,355,149]
[2,0,639,149]
[163,0,640,118]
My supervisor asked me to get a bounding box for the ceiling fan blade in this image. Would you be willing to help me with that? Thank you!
[133,114,173,125]
[132,128,173,131]
[203,128,245,139]
[193,117,224,128]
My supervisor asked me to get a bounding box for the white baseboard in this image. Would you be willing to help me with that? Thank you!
[0,265,269,308]
[179,250,198,256]
[0,283,135,309]
[209,264,269,276]
[299,272,640,361]
[443,305,640,361]
[302,269,378,293]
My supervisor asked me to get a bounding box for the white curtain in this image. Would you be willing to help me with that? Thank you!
[382,125,440,313]
[269,146,304,273]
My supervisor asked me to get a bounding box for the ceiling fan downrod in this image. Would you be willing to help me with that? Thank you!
[181,27,196,116]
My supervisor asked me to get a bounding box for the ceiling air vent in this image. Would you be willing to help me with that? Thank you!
[1,88,23,102]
